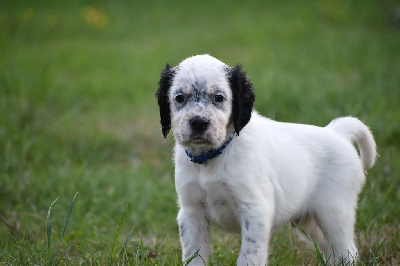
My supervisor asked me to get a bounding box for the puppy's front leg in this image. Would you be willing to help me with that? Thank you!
[237,205,272,265]
[178,207,210,265]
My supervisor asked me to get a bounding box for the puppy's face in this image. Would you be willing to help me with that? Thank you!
[170,57,233,149]
[157,54,255,151]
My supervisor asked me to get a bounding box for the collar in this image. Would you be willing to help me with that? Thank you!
[185,134,235,164]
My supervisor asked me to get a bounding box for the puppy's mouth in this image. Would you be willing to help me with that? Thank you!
[181,134,212,146]
[190,137,209,145]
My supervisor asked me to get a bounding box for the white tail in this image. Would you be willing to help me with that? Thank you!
[327,117,377,170]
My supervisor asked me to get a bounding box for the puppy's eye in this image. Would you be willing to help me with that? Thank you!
[175,94,185,103]
[214,94,224,103]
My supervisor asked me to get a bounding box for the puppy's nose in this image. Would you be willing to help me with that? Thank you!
[190,116,209,132]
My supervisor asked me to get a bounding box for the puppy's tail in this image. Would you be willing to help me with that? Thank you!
[327,117,377,170]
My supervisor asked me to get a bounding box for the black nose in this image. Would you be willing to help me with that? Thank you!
[190,116,209,132]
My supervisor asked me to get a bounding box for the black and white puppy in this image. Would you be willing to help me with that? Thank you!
[156,54,376,265]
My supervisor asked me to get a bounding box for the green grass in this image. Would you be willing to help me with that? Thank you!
[1,0,399,264]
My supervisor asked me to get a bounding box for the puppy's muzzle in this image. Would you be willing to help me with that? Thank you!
[190,116,209,133]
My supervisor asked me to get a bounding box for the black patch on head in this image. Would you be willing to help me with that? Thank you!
[226,64,255,135]
[191,81,207,102]
[156,64,176,138]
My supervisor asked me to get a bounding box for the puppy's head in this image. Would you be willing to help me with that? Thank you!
[156,54,255,150]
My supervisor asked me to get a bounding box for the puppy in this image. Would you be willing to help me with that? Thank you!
[156,54,376,265]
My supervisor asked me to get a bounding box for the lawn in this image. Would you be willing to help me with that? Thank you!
[0,0,399,265]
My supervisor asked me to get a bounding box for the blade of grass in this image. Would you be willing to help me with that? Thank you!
[372,183,395,221]
[49,192,78,266]
[10,234,24,265]
[19,248,24,265]
[80,243,106,266]
[0,248,7,260]
[110,203,128,264]
[117,225,136,263]
[294,223,327,266]
[46,197,59,252]
[184,249,205,266]
[135,239,144,265]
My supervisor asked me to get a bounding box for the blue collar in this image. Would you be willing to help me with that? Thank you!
[185,134,235,164]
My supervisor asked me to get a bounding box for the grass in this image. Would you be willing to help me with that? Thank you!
[0,0,399,264]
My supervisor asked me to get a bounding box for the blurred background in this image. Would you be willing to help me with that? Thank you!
[0,0,399,264]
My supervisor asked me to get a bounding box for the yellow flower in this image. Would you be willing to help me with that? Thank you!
[83,7,108,28]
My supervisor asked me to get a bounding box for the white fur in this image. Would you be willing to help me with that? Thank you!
[168,55,377,265]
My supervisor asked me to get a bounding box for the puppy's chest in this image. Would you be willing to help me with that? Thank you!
[199,178,241,232]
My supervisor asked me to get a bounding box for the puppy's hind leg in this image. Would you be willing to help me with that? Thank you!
[314,200,359,265]
[293,213,328,252]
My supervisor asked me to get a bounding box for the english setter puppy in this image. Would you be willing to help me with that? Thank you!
[156,54,376,265]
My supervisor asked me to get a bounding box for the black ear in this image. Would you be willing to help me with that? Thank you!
[227,64,255,135]
[156,64,176,138]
